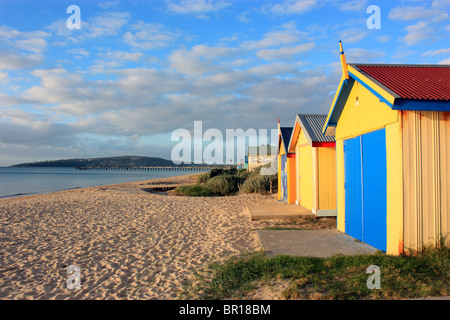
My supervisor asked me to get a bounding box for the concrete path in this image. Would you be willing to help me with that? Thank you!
[246,204,313,220]
[256,229,379,258]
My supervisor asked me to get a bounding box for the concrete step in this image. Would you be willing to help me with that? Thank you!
[246,203,313,220]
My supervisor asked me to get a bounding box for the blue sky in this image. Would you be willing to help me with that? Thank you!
[0,0,449,165]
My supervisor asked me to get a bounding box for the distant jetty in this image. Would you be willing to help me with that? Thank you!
[75,166,229,171]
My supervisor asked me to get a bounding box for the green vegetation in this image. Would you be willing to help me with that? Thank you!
[171,184,215,197]
[173,165,277,197]
[185,244,450,300]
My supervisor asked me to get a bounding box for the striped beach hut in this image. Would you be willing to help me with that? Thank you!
[277,125,296,204]
[287,114,336,216]
[323,42,450,255]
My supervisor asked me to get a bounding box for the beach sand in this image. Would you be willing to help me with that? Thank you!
[0,174,334,300]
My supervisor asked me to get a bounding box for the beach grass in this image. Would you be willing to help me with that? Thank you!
[171,184,216,197]
[174,165,276,197]
[187,244,450,300]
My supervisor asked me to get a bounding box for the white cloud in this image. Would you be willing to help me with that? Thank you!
[123,22,180,50]
[0,26,49,40]
[439,58,450,64]
[346,48,386,63]
[257,43,315,60]
[403,21,433,45]
[238,11,251,23]
[167,0,231,14]
[247,62,302,76]
[47,11,130,42]
[432,0,450,8]
[0,71,8,83]
[423,48,450,55]
[101,51,143,62]
[376,35,391,43]
[98,0,120,10]
[389,5,448,22]
[65,48,90,57]
[169,45,240,76]
[338,28,369,43]
[242,22,304,50]
[336,0,368,12]
[0,26,49,55]
[269,0,318,15]
[86,11,130,38]
[14,38,48,54]
[0,51,43,70]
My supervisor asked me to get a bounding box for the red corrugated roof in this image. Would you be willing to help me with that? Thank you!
[355,65,450,101]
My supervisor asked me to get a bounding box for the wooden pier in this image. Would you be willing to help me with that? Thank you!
[75,166,231,171]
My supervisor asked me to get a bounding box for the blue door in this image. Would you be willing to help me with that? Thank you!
[344,136,363,241]
[281,154,288,203]
[362,129,387,251]
[344,129,387,251]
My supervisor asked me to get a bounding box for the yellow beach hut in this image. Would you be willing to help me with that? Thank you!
[278,125,296,204]
[287,114,336,216]
[323,43,450,255]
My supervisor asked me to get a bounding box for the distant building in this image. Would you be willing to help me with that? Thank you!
[247,146,277,172]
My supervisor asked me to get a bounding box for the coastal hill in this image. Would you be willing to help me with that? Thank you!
[10,156,194,168]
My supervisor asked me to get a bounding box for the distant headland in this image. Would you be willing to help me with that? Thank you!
[9,156,209,168]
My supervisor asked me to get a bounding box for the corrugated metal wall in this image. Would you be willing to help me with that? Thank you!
[403,111,450,252]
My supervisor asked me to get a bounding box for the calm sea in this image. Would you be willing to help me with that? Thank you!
[0,167,205,199]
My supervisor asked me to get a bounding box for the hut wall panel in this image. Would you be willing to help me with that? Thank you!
[298,144,314,210]
[385,120,404,255]
[403,111,450,252]
[336,81,398,141]
[318,147,337,210]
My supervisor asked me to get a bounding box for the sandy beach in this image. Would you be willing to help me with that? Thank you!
[0,173,334,300]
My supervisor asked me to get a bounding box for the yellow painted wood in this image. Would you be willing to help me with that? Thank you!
[298,144,313,210]
[313,147,319,211]
[347,65,396,106]
[318,147,337,211]
[336,80,398,141]
[279,141,286,156]
[385,120,404,256]
[297,127,309,146]
[288,125,301,154]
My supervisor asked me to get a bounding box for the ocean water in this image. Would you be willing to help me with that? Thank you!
[0,167,205,199]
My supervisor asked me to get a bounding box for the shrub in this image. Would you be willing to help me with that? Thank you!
[172,184,215,197]
[237,169,250,180]
[180,165,277,197]
[205,175,243,196]
[239,174,275,195]
[197,168,230,183]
